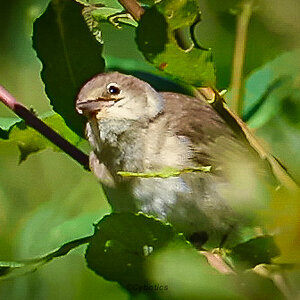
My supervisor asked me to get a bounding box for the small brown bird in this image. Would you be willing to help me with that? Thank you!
[76,72,276,247]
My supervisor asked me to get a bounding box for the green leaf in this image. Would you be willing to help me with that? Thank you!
[242,49,300,128]
[79,0,136,41]
[117,166,211,178]
[136,2,216,87]
[90,7,138,28]
[85,212,188,289]
[0,116,21,139]
[84,0,123,9]
[138,0,157,5]
[33,0,105,137]
[260,187,300,264]
[8,112,82,163]
[205,0,244,14]
[148,245,242,299]
[0,236,91,280]
[229,236,280,268]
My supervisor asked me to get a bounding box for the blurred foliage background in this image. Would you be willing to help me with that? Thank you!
[0,0,300,299]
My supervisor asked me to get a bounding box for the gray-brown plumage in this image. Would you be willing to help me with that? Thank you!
[76,72,276,246]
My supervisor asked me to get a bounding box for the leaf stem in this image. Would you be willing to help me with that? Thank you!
[117,0,144,21]
[230,0,254,115]
[0,85,89,169]
[118,166,211,178]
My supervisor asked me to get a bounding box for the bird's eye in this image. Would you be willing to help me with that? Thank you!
[107,83,121,95]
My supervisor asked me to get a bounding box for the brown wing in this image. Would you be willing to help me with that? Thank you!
[160,92,277,184]
[160,92,242,165]
[161,92,236,141]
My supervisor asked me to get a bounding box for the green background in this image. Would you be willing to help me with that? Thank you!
[0,0,300,299]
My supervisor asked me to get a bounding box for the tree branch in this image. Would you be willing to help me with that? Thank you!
[117,0,144,21]
[230,0,254,116]
[0,85,89,169]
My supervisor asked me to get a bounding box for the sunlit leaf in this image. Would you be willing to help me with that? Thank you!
[78,0,136,43]
[0,116,21,139]
[7,112,82,163]
[136,1,216,87]
[118,166,211,178]
[91,7,137,28]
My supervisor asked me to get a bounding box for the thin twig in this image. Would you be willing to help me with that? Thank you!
[200,251,235,274]
[0,85,89,169]
[253,265,295,300]
[117,0,144,21]
[230,0,254,115]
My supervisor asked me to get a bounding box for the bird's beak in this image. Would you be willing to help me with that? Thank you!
[76,98,119,116]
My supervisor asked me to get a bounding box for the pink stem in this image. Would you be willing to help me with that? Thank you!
[0,85,89,168]
[0,85,18,109]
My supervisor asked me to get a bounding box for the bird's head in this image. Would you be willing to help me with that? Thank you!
[76,72,164,121]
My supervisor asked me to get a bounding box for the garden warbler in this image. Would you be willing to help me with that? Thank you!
[76,72,276,247]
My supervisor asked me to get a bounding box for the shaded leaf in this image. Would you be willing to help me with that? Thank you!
[149,245,284,298]
[136,7,167,57]
[206,0,245,14]
[8,112,82,162]
[106,64,192,95]
[33,0,105,137]
[85,212,188,289]
[281,92,300,127]
[229,236,280,268]
[136,1,215,87]
[0,236,91,280]
[262,188,300,264]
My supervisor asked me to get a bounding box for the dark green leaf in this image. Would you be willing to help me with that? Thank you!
[136,7,168,58]
[229,236,280,268]
[136,2,216,87]
[85,212,188,289]
[281,94,300,126]
[33,0,105,137]
[107,62,192,94]
[8,112,82,163]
